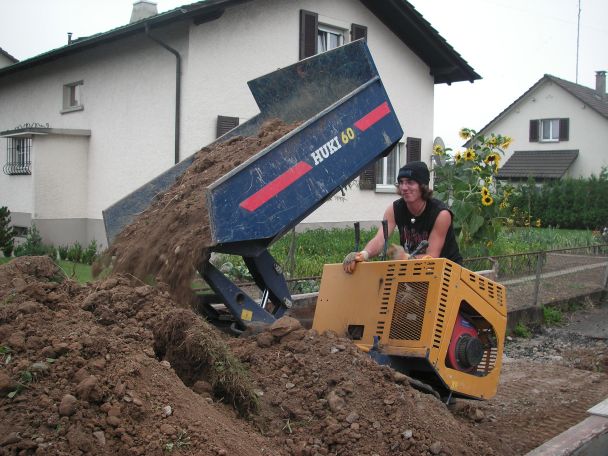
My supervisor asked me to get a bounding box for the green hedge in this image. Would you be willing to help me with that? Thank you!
[509,171,608,230]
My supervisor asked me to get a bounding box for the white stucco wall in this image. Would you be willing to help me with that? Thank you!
[0,0,442,246]
[482,79,608,179]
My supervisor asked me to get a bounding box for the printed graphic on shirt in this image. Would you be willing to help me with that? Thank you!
[401,225,429,254]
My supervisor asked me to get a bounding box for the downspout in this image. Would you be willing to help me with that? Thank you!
[145,23,181,164]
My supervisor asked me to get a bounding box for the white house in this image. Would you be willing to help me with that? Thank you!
[0,0,479,249]
[474,71,608,181]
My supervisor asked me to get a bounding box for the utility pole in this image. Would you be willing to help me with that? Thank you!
[576,0,581,83]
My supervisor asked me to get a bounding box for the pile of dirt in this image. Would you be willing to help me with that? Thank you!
[100,118,299,306]
[0,256,497,455]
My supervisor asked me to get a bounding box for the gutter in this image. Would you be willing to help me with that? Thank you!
[145,23,181,165]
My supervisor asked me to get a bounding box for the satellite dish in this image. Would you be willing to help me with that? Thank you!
[432,137,446,166]
[433,137,445,149]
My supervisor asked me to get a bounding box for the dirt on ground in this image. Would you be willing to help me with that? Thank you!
[2,125,607,456]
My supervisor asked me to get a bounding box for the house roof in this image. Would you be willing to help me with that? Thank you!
[0,0,480,85]
[0,47,18,63]
[498,150,579,180]
[474,74,608,137]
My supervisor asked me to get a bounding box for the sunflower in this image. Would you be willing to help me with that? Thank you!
[473,166,482,173]
[481,186,490,196]
[433,144,444,155]
[464,148,476,161]
[459,128,471,140]
[484,153,501,166]
[486,136,498,146]
[481,194,494,206]
[454,152,463,163]
[501,137,512,149]
[535,218,542,228]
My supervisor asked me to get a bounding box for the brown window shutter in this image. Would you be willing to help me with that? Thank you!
[529,119,539,142]
[299,10,318,60]
[351,23,367,41]
[358,162,376,190]
[559,118,569,141]
[216,115,239,138]
[406,137,421,162]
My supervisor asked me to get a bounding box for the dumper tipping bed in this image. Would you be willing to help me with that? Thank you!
[103,40,403,328]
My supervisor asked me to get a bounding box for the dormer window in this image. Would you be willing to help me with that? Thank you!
[62,80,84,113]
[529,118,569,142]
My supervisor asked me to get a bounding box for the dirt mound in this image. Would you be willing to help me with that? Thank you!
[0,256,498,455]
[101,119,299,306]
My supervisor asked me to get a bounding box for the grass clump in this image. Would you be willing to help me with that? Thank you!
[542,306,563,326]
[512,322,532,338]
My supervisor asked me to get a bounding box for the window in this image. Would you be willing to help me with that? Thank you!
[317,25,344,53]
[299,10,367,60]
[375,143,404,187]
[529,118,569,142]
[541,119,559,141]
[216,115,240,138]
[62,81,84,113]
[3,137,32,175]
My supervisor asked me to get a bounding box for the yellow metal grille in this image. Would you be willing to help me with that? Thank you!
[388,281,429,341]
[464,270,506,310]
[432,261,453,348]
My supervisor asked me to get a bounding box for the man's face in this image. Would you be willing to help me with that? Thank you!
[397,178,421,201]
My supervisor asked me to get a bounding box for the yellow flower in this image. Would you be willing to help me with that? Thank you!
[473,166,482,173]
[481,194,494,206]
[454,152,463,163]
[501,137,512,149]
[484,153,501,166]
[486,240,493,248]
[499,201,508,209]
[481,186,490,196]
[486,136,498,146]
[433,144,444,155]
[535,218,542,228]
[464,148,476,161]
[459,128,471,140]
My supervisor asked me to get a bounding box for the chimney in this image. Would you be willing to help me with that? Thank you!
[130,0,158,23]
[596,70,606,97]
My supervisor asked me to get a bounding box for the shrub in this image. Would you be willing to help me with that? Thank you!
[67,242,83,263]
[81,240,99,265]
[58,245,69,261]
[0,206,16,257]
[13,224,56,259]
[542,306,563,326]
[512,322,532,338]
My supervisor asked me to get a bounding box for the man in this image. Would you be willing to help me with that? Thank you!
[343,161,462,273]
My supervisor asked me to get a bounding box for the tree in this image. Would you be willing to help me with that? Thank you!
[0,206,16,257]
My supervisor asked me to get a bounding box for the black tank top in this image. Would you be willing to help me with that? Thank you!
[393,198,463,264]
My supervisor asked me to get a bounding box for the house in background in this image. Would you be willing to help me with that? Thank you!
[474,71,608,182]
[0,0,479,249]
[0,47,18,69]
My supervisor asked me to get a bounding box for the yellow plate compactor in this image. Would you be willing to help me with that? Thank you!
[312,258,506,400]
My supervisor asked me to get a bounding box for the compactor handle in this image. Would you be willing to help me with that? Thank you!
[354,222,360,252]
[410,240,429,258]
[381,219,388,260]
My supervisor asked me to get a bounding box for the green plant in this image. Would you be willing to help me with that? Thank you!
[67,242,83,263]
[433,129,514,254]
[0,345,12,365]
[512,322,531,338]
[163,430,191,452]
[542,306,563,326]
[13,224,56,259]
[81,240,98,265]
[0,206,16,257]
[58,245,69,261]
[8,370,34,398]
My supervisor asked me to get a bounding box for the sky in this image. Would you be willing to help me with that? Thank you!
[0,0,606,151]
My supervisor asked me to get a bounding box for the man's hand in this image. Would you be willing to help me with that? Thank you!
[343,250,369,274]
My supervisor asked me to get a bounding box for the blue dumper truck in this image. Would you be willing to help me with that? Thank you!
[103,40,403,330]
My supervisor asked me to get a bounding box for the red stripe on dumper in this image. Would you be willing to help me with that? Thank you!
[354,102,391,131]
[240,161,313,212]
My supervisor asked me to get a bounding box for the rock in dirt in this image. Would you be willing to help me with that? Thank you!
[58,394,78,416]
[269,316,302,338]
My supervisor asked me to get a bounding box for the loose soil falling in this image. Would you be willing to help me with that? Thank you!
[100,119,299,306]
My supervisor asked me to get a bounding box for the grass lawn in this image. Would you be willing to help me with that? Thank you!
[0,256,93,284]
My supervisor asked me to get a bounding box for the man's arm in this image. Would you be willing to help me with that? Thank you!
[424,210,452,258]
[343,205,397,273]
